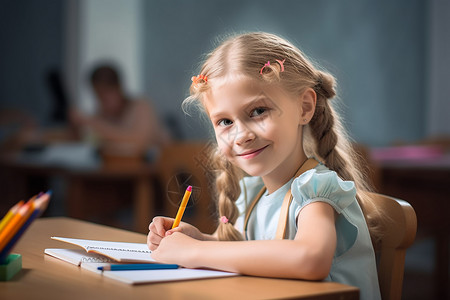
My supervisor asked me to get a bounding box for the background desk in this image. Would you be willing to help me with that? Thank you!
[0,153,155,233]
[0,217,359,300]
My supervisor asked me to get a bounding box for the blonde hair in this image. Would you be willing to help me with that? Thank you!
[184,32,382,242]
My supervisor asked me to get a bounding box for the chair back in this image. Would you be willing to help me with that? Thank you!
[157,142,217,233]
[368,193,417,300]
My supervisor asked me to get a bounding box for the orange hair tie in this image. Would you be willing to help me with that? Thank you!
[191,74,208,85]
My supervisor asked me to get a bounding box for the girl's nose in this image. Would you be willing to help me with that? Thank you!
[234,122,256,146]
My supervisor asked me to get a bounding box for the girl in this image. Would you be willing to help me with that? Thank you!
[147,32,381,300]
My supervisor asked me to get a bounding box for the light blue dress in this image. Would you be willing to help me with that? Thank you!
[235,163,381,300]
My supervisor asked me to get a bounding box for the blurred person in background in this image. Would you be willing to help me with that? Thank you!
[70,65,170,160]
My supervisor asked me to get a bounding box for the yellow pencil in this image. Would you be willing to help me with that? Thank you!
[0,201,35,252]
[0,200,24,234]
[172,186,192,229]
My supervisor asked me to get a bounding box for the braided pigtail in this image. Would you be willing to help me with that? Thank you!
[309,72,351,178]
[210,148,244,241]
[307,71,383,241]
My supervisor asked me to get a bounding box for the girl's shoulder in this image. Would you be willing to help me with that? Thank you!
[291,164,357,213]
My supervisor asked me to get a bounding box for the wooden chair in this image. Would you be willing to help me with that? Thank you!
[156,142,217,233]
[368,193,417,300]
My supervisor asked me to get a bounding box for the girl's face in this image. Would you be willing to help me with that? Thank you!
[204,76,314,188]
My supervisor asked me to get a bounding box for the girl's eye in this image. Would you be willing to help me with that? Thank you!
[217,119,233,127]
[250,107,267,117]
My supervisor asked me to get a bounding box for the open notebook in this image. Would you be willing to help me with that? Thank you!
[49,237,155,262]
[45,237,237,284]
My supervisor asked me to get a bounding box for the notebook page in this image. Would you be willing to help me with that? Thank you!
[45,248,115,266]
[51,237,154,263]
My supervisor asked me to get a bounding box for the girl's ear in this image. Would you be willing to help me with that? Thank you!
[298,88,316,125]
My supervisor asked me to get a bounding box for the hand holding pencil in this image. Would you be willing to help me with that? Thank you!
[147,185,204,251]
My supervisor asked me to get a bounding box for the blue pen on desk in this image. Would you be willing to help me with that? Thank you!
[98,264,179,271]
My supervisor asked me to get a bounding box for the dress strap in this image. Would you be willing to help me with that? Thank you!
[243,158,319,240]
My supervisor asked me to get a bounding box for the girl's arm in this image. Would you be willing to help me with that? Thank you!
[151,202,337,280]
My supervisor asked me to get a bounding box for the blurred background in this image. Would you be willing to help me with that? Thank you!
[0,0,449,299]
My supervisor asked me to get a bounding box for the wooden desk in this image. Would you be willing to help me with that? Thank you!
[0,217,359,300]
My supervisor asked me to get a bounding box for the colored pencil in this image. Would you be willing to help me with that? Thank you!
[0,201,24,233]
[0,193,51,263]
[172,186,192,229]
[97,264,179,271]
[0,201,35,252]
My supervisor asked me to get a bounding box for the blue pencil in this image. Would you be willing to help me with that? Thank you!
[98,264,179,271]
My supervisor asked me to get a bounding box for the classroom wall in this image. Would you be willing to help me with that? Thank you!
[0,0,64,126]
[142,0,428,146]
[427,0,450,137]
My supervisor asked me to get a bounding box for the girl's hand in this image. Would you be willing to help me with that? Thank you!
[150,232,200,268]
[147,217,204,251]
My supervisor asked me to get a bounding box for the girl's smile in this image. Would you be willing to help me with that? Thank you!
[237,144,269,159]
